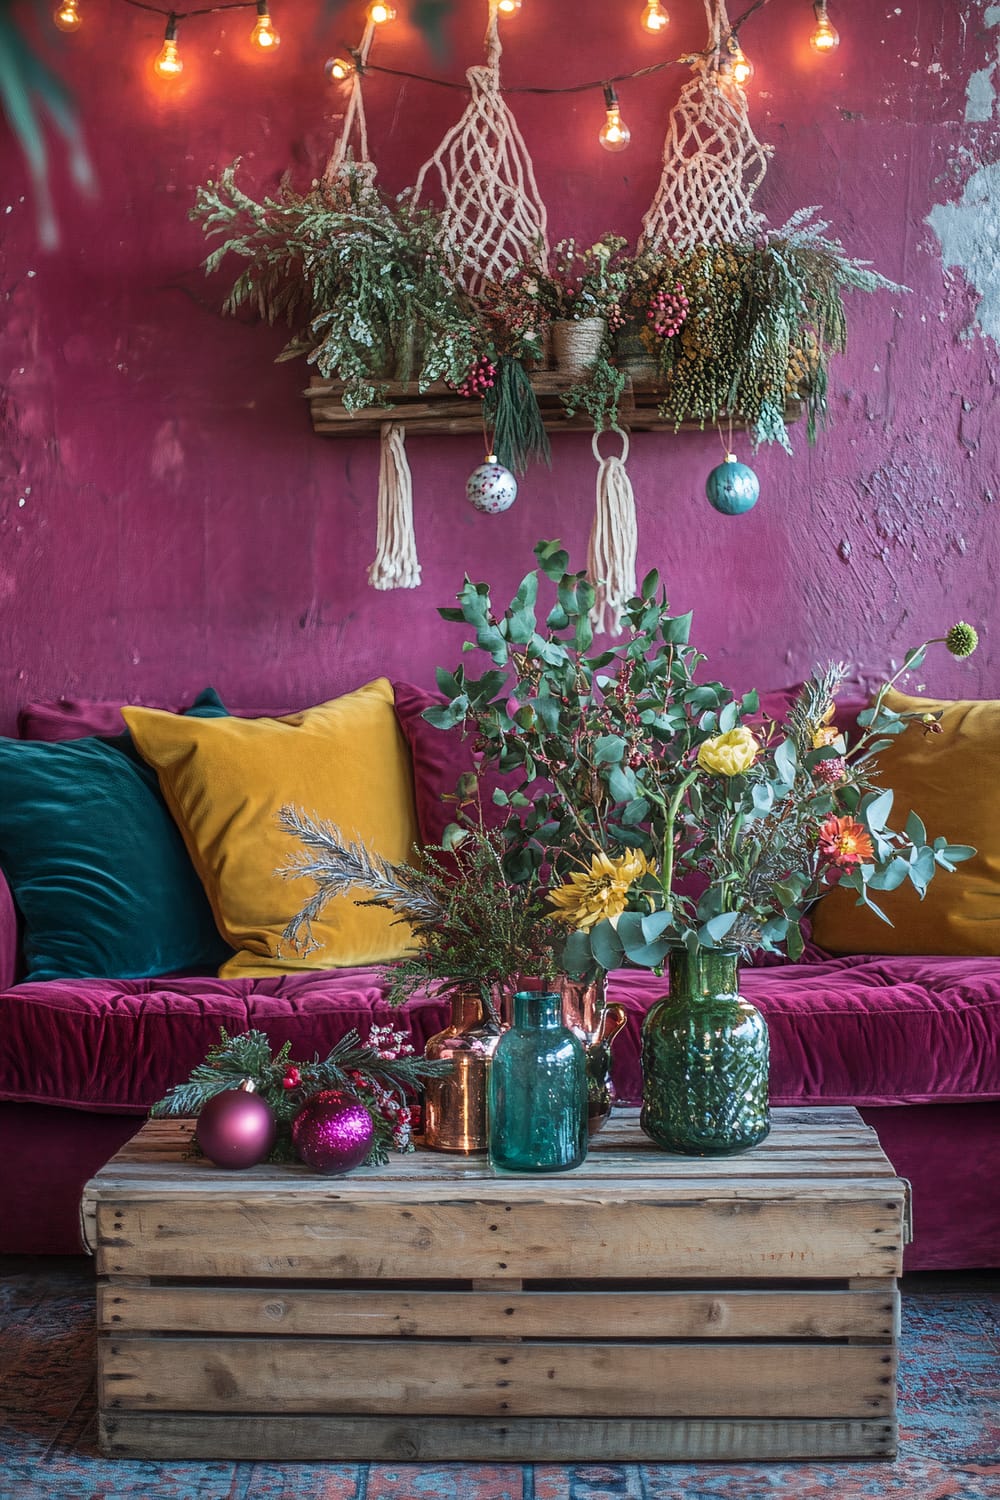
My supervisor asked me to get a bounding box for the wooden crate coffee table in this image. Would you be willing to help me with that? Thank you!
[82,1106,908,1462]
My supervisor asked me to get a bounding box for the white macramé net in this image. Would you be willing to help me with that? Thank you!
[641,0,771,250]
[324,20,377,186]
[321,26,420,591]
[413,1,548,296]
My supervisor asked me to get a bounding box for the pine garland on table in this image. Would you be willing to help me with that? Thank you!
[150,1026,453,1166]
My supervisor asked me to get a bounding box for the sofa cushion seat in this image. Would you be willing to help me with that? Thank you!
[1,954,998,1117]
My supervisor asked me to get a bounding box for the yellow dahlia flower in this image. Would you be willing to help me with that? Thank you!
[696,726,761,777]
[547,848,657,931]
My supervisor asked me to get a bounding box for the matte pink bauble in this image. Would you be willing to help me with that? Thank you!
[291,1090,374,1175]
[195,1087,277,1169]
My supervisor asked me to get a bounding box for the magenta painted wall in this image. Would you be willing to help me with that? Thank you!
[1,0,998,734]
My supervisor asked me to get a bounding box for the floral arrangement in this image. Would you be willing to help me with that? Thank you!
[150,1025,450,1163]
[525,235,631,327]
[277,805,562,1022]
[425,540,976,974]
[193,166,899,451]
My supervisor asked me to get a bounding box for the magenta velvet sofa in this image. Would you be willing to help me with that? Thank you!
[1,692,998,1270]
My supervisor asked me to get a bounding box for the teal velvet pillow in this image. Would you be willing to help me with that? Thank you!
[0,688,232,981]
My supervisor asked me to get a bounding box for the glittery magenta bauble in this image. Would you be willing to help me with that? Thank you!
[291,1090,375,1175]
[195,1088,277,1169]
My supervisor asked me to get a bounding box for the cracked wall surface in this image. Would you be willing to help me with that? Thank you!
[1,0,998,728]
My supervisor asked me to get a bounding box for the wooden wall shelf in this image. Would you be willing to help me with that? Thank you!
[306,375,802,438]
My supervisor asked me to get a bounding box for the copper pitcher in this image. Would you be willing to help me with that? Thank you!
[555,974,628,1134]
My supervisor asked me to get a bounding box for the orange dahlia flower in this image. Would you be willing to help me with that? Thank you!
[818,815,874,868]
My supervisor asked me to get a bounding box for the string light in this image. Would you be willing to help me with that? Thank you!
[640,2,669,32]
[250,0,279,50]
[325,56,355,82]
[810,0,839,53]
[366,1,395,23]
[53,0,82,31]
[598,83,631,152]
[725,32,754,86]
[497,0,523,13]
[154,15,183,78]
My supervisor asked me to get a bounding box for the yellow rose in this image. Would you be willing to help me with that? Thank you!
[696,726,761,777]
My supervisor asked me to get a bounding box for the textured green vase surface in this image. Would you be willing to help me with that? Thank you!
[641,946,770,1155]
[488,991,588,1173]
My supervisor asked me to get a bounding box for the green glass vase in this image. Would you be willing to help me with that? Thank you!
[641,946,770,1156]
[488,991,588,1173]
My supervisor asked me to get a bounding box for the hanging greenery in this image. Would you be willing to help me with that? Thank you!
[191,160,484,411]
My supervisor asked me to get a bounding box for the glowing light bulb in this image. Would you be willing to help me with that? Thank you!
[599,85,631,153]
[640,2,668,33]
[251,2,280,50]
[325,56,354,82]
[810,2,840,53]
[154,20,183,79]
[726,35,754,86]
[498,0,522,12]
[366,2,395,23]
[53,0,81,32]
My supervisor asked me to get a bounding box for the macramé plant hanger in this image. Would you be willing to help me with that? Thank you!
[412,0,549,298]
[325,18,421,590]
[641,0,772,250]
[583,0,773,633]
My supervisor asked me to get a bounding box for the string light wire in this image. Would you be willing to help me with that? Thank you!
[109,0,777,102]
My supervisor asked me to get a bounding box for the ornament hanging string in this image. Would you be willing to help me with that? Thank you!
[587,427,638,638]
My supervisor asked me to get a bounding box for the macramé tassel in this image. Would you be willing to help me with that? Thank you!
[368,422,421,591]
[588,428,638,636]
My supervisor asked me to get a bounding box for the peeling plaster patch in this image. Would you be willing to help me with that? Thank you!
[987,5,1000,26]
[965,65,996,121]
[150,420,185,481]
[927,160,1000,344]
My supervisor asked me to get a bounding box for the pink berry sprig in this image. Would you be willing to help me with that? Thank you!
[647,282,690,339]
[450,355,497,399]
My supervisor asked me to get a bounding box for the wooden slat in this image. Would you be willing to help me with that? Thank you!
[94,1193,904,1281]
[303,376,804,441]
[98,1284,899,1340]
[98,1337,895,1419]
[99,1410,897,1461]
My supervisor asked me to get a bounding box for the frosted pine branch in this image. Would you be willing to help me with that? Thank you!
[276,805,446,955]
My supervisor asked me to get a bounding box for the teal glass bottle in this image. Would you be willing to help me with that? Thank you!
[488,991,588,1173]
[641,946,770,1155]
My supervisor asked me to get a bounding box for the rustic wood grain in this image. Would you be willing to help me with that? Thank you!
[99,1337,896,1419]
[99,1411,897,1462]
[97,1284,898,1340]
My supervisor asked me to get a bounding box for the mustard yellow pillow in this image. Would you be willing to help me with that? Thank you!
[812,688,998,956]
[123,679,419,977]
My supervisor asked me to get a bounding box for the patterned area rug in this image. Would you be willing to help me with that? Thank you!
[0,1259,997,1500]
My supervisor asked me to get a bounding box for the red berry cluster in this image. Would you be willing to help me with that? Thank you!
[451,355,497,399]
[647,283,690,339]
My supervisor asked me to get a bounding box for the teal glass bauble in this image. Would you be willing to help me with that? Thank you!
[706,454,760,514]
